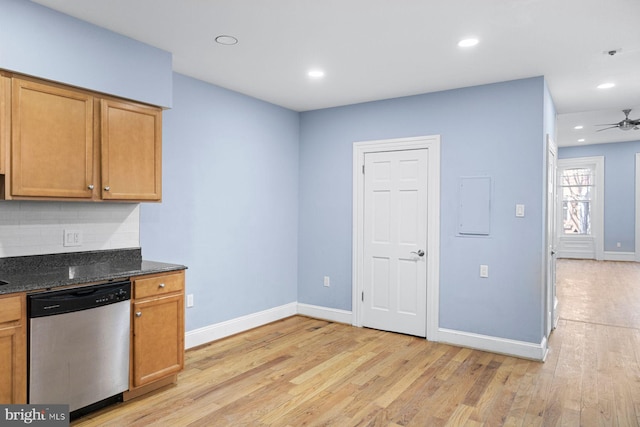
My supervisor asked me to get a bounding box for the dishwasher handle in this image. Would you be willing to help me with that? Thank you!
[70,288,100,297]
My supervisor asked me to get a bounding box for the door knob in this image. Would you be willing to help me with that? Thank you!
[411,249,425,257]
[104,186,110,191]
[135,312,142,317]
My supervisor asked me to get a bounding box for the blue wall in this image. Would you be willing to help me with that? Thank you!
[0,0,172,107]
[140,74,300,330]
[299,77,548,343]
[559,140,640,253]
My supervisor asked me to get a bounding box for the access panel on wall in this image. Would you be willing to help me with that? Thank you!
[458,176,491,236]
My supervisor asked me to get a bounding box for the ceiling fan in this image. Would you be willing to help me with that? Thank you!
[596,109,640,132]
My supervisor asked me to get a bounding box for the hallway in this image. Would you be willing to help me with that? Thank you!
[548,259,640,425]
[557,259,640,329]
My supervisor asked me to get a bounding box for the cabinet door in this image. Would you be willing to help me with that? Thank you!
[11,78,94,198]
[0,326,26,404]
[0,294,26,404]
[0,74,10,176]
[101,99,162,201]
[132,293,184,387]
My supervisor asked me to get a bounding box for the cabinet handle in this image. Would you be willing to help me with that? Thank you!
[135,311,142,317]
[104,186,111,191]
[88,184,94,190]
[159,283,165,288]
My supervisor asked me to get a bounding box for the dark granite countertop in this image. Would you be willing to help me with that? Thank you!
[0,248,187,295]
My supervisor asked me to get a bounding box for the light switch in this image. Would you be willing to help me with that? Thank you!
[480,265,489,278]
[515,204,525,217]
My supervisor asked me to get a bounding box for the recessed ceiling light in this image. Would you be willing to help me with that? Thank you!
[578,138,586,142]
[308,70,325,78]
[574,125,584,130]
[597,82,615,89]
[458,38,479,48]
[215,35,238,45]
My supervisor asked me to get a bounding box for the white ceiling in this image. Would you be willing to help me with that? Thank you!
[32,0,640,147]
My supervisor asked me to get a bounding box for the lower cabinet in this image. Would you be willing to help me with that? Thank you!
[129,271,185,394]
[0,269,185,404]
[0,293,26,404]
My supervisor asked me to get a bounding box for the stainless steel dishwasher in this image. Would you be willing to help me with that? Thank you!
[28,280,131,418]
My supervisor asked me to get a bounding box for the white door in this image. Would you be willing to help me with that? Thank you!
[362,149,428,337]
[546,136,558,335]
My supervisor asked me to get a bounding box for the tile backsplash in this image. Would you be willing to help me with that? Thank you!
[0,201,140,258]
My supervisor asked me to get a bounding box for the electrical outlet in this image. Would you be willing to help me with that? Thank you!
[63,229,82,247]
[323,276,330,287]
[187,294,194,308]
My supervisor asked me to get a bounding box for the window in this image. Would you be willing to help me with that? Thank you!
[560,167,593,235]
[556,156,603,260]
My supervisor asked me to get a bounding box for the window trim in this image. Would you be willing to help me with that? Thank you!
[556,156,604,260]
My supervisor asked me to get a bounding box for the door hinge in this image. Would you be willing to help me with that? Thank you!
[361,291,364,302]
[362,165,365,174]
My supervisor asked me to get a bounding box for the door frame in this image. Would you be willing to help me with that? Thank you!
[635,153,640,262]
[545,134,558,338]
[352,135,440,341]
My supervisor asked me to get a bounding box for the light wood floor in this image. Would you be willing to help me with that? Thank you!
[557,259,640,330]
[73,260,640,426]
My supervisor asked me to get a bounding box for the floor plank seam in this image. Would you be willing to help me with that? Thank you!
[559,317,640,332]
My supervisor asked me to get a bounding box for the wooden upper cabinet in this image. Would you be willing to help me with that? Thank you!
[0,74,10,176]
[101,99,162,201]
[11,78,94,199]
[0,72,163,202]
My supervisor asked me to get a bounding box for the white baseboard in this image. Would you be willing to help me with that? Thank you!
[558,251,595,259]
[185,303,546,361]
[185,302,297,349]
[437,328,547,361]
[297,303,353,324]
[603,251,636,262]
[557,251,637,262]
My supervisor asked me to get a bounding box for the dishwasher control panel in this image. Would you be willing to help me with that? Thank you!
[28,281,131,318]
[95,288,129,304]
